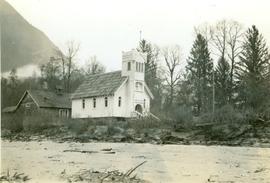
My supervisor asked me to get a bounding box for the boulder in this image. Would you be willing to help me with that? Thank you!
[1,129,11,137]
[94,126,108,136]
[113,127,125,134]
[126,128,136,136]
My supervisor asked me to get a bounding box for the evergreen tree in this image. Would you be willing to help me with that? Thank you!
[186,34,213,114]
[215,57,231,106]
[137,39,158,88]
[137,39,163,113]
[236,25,270,110]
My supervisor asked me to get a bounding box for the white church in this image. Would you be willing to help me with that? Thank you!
[71,49,154,118]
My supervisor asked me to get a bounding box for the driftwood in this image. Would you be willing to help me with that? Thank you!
[101,148,112,151]
[63,149,98,154]
[64,164,149,183]
[125,161,147,177]
[0,170,31,182]
[63,148,116,154]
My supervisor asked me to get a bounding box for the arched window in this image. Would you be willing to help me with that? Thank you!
[82,99,85,109]
[135,82,143,91]
[93,98,96,108]
[144,99,146,108]
[118,97,121,107]
[105,97,108,107]
[127,62,131,71]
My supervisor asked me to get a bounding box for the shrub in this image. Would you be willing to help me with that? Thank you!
[124,118,168,132]
[197,105,245,125]
[172,105,193,126]
[214,105,245,124]
[1,112,23,132]
[65,118,91,135]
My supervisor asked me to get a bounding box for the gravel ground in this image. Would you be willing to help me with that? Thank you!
[1,140,270,183]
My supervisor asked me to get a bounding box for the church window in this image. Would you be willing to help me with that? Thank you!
[93,98,96,108]
[144,99,146,108]
[118,97,121,107]
[105,97,108,107]
[82,99,85,109]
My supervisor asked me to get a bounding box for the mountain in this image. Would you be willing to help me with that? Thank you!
[0,0,58,72]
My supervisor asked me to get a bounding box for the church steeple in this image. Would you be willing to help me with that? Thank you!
[121,49,146,81]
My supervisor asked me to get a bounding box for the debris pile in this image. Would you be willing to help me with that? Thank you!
[0,171,30,182]
[61,161,150,183]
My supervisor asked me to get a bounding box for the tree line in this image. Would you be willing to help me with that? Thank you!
[1,41,106,108]
[138,20,270,123]
[2,19,270,124]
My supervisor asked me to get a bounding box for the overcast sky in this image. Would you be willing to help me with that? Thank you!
[6,0,270,72]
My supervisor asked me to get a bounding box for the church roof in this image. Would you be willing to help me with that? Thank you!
[71,71,128,99]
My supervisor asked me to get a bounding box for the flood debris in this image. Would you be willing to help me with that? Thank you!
[62,161,149,183]
[2,119,270,147]
[254,167,267,173]
[63,148,116,154]
[63,149,98,154]
[0,170,31,182]
[101,148,112,152]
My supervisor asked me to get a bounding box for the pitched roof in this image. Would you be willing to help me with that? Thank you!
[30,90,71,108]
[17,90,71,109]
[71,71,127,99]
[2,106,17,113]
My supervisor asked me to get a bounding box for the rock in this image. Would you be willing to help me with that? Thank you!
[112,134,126,142]
[94,126,108,136]
[87,125,96,133]
[113,127,125,134]
[161,135,185,144]
[134,137,146,143]
[1,129,11,137]
[126,128,136,136]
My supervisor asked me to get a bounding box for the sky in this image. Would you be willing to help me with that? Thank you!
[6,0,270,75]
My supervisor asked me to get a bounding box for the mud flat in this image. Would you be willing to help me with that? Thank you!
[1,140,270,183]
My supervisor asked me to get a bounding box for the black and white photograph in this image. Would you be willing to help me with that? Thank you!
[1,0,270,182]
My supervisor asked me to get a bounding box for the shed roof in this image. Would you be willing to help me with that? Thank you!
[28,90,71,108]
[2,106,17,113]
[16,90,71,109]
[71,71,127,99]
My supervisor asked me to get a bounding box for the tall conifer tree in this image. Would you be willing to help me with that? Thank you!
[186,34,213,114]
[236,25,270,110]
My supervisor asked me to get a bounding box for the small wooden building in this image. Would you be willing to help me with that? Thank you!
[3,90,71,117]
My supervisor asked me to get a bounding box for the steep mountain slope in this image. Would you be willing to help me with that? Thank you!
[0,0,58,72]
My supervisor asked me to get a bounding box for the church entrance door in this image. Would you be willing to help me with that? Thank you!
[135,104,143,114]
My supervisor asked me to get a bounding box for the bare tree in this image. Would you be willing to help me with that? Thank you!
[84,56,106,75]
[194,23,214,44]
[162,45,182,107]
[211,20,228,58]
[226,21,243,100]
[65,41,80,92]
[212,20,244,101]
[196,20,244,103]
[53,49,67,89]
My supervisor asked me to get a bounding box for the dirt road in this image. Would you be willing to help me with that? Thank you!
[1,140,270,182]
